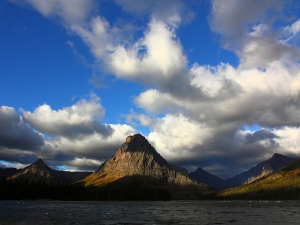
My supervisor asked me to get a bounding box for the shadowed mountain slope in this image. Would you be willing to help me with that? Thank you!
[190,167,227,190]
[11,159,92,184]
[0,167,19,177]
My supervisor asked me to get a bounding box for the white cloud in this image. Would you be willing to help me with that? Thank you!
[209,0,300,68]
[147,114,213,161]
[274,127,300,155]
[0,101,137,171]
[134,89,180,113]
[108,18,186,80]
[42,123,136,170]
[17,0,95,24]
[21,94,113,139]
[285,19,300,36]
[71,16,187,87]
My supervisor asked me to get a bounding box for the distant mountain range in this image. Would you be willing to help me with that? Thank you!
[8,159,92,184]
[218,158,300,200]
[190,153,295,190]
[190,167,228,190]
[0,134,299,200]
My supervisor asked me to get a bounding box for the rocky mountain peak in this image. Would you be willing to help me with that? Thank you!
[83,134,210,192]
[34,158,49,166]
[114,134,168,165]
[271,153,284,159]
[11,158,53,180]
[120,134,156,153]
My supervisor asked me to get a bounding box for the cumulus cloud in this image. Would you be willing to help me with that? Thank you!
[44,123,136,161]
[274,127,300,155]
[0,106,44,151]
[0,93,137,171]
[0,103,136,171]
[243,129,278,145]
[21,94,114,139]
[142,113,283,178]
[209,0,300,68]
[133,59,300,177]
[71,16,189,89]
[0,147,38,168]
[38,123,136,171]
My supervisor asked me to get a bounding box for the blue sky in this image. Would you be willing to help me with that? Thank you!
[1,0,300,179]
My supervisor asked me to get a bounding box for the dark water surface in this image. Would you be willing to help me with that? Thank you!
[0,200,299,225]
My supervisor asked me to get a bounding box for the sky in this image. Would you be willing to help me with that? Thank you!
[1,0,300,179]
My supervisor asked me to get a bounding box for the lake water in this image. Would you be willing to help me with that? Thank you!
[0,200,299,225]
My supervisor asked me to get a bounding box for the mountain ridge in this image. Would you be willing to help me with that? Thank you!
[190,153,296,190]
[10,158,92,184]
[225,153,295,187]
[218,158,300,200]
[190,167,227,190]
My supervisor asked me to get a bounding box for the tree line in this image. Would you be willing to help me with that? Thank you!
[0,176,171,201]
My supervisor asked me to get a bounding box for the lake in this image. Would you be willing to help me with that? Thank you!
[0,200,299,224]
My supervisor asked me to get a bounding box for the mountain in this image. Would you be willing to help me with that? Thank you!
[0,167,19,177]
[82,134,211,200]
[190,167,227,190]
[217,158,300,200]
[225,153,295,188]
[11,159,92,184]
[189,153,295,190]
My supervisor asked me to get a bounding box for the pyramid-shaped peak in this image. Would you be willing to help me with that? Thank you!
[83,134,210,192]
[120,134,157,154]
[30,158,52,170]
[34,158,47,165]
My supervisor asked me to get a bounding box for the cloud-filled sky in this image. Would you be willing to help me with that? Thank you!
[1,0,300,179]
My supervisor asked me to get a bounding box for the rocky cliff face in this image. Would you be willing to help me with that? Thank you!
[83,134,208,190]
[225,153,295,187]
